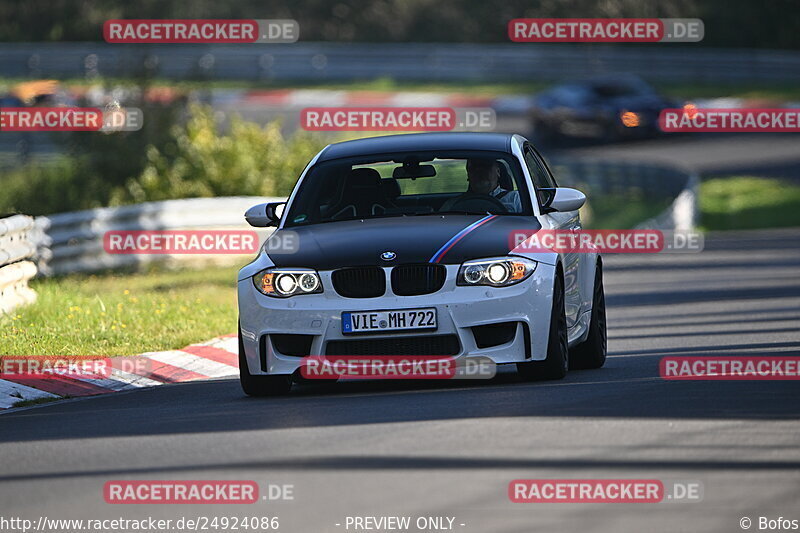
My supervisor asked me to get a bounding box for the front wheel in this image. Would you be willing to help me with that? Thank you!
[517,271,568,381]
[239,325,292,396]
[569,261,607,370]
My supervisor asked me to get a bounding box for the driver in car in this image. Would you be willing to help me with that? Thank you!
[441,158,522,213]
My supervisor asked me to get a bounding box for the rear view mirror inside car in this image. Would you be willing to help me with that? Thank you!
[392,163,436,179]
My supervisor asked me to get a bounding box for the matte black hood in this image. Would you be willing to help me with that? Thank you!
[267,215,541,270]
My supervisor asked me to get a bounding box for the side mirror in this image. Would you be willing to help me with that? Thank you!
[245,202,285,227]
[542,187,586,213]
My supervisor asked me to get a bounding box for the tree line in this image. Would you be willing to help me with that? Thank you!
[1,0,799,49]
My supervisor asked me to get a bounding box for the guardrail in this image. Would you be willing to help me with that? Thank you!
[550,158,698,230]
[0,215,39,314]
[33,197,284,276]
[28,159,698,277]
[2,42,800,84]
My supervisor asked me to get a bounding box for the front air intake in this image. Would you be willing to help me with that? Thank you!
[391,264,446,296]
[332,266,386,298]
[325,334,461,356]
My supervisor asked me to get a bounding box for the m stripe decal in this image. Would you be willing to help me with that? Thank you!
[429,215,497,263]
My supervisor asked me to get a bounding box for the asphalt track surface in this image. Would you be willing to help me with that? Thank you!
[1,228,799,532]
[497,114,800,180]
[555,132,800,180]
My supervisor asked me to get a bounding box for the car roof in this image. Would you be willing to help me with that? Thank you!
[550,73,649,88]
[317,132,514,162]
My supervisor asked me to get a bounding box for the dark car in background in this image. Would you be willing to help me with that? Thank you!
[530,74,679,144]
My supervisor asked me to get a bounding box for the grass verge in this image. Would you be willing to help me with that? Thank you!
[11,396,64,409]
[0,265,240,356]
[0,76,542,96]
[700,176,800,230]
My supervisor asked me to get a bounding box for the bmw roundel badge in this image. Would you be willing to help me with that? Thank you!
[381,251,397,261]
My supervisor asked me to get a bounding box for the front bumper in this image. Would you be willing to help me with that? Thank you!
[238,263,556,376]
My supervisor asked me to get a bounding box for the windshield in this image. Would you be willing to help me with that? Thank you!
[590,80,653,98]
[284,151,532,227]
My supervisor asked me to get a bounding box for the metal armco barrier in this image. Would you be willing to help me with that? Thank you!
[550,158,698,230]
[33,197,284,276]
[0,215,39,314]
[3,42,800,84]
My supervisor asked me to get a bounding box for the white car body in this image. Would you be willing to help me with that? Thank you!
[237,133,601,389]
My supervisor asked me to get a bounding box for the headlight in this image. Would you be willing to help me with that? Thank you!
[620,110,641,127]
[253,268,323,297]
[457,257,537,287]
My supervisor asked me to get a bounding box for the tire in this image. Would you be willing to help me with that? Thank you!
[517,270,568,381]
[569,261,607,370]
[238,325,292,396]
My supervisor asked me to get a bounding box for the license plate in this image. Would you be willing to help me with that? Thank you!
[342,308,437,334]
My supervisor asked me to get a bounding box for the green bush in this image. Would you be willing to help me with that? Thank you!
[112,104,328,204]
[0,93,186,216]
[0,105,329,215]
[0,157,99,216]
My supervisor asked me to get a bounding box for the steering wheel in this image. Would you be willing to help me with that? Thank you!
[446,193,508,214]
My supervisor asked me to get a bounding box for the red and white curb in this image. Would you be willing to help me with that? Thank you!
[215,88,496,109]
[0,333,238,411]
[213,89,800,113]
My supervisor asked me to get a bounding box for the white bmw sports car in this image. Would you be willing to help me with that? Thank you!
[237,133,606,395]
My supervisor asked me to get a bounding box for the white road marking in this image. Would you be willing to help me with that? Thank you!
[0,379,58,408]
[143,350,238,378]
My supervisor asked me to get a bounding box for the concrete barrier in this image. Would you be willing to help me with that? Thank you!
[0,215,38,314]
